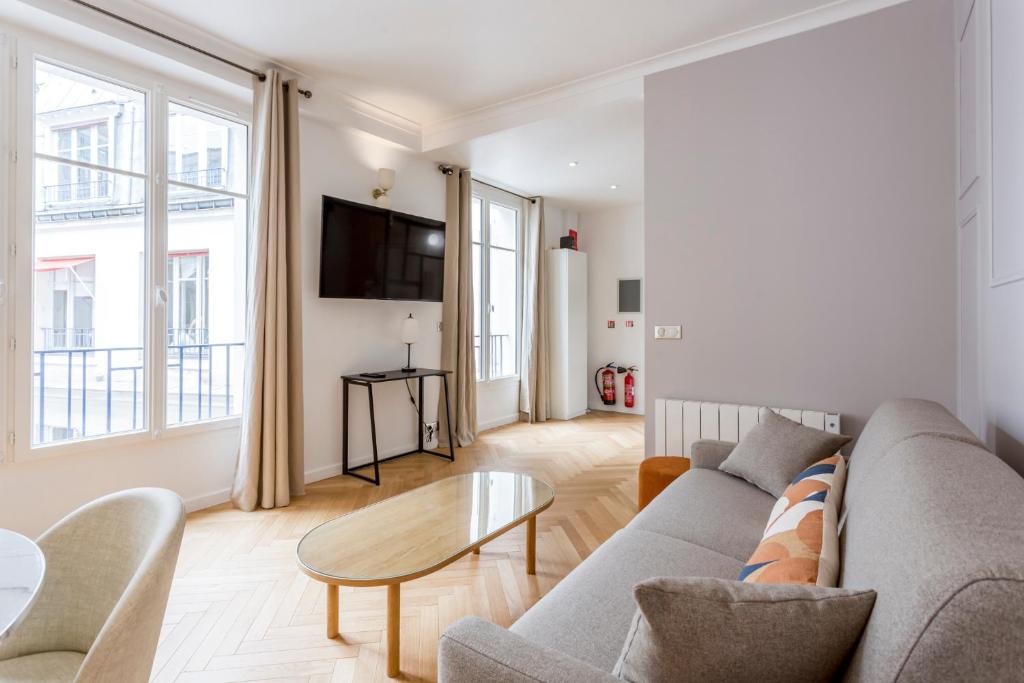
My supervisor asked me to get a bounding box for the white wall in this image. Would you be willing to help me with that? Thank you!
[579,204,644,414]
[300,121,446,476]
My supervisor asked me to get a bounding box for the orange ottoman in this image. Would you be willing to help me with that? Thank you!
[638,456,690,510]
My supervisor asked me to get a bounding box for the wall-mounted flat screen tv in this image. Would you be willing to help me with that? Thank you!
[319,195,446,302]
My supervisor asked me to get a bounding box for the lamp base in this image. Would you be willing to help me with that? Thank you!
[401,367,417,373]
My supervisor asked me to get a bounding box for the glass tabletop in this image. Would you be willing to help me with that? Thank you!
[297,471,554,584]
[0,529,45,641]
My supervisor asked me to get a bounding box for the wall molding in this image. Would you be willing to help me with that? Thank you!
[422,0,912,150]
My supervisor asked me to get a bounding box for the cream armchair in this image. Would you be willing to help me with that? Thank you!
[0,488,185,682]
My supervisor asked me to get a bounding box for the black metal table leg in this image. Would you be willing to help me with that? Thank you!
[442,373,455,461]
[341,370,454,484]
[417,376,424,452]
[342,379,350,475]
[368,383,381,485]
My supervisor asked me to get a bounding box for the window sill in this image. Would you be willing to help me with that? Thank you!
[11,416,241,464]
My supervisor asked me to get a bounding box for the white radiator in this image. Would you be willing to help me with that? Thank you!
[653,399,841,457]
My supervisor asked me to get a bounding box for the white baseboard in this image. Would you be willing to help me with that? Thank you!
[184,487,231,512]
[478,413,520,432]
[588,402,645,416]
[304,462,342,484]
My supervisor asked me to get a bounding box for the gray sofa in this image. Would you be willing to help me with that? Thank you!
[439,399,1024,681]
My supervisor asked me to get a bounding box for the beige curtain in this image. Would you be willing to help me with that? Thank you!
[519,198,549,422]
[232,70,305,511]
[439,169,477,446]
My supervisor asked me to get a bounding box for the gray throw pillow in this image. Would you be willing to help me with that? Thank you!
[613,577,876,683]
[719,408,851,497]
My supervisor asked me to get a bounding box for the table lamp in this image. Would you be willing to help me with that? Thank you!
[401,313,418,372]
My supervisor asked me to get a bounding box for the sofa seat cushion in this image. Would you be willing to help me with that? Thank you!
[510,528,743,672]
[626,469,776,561]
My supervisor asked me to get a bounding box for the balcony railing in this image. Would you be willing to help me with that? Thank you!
[168,327,209,347]
[33,342,244,445]
[169,167,226,189]
[41,327,94,350]
[42,179,111,204]
[473,333,513,379]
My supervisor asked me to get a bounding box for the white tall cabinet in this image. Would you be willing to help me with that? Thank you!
[548,248,588,420]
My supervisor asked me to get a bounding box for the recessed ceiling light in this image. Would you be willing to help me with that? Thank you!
[610,184,619,190]
[568,161,578,167]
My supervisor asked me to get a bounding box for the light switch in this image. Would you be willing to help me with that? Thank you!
[654,325,682,340]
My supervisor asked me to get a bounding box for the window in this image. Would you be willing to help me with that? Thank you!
[165,103,247,426]
[48,122,110,203]
[22,54,249,452]
[471,184,522,381]
[32,61,147,445]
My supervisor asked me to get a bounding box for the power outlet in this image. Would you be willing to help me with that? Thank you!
[654,325,682,340]
[423,421,438,445]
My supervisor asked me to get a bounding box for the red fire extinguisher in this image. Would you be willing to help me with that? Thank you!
[624,366,638,408]
[594,363,626,406]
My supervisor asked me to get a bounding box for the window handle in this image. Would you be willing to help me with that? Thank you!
[155,285,167,306]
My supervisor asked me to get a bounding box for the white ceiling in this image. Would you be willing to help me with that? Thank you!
[48,0,880,209]
[435,97,644,209]
[134,0,839,125]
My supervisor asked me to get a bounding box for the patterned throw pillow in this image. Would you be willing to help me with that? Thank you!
[739,454,847,586]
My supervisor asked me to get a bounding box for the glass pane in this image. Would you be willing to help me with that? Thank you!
[472,243,482,380]
[168,102,247,194]
[35,61,145,174]
[166,189,247,426]
[32,163,146,445]
[489,247,517,378]
[471,196,482,243]
[489,203,517,250]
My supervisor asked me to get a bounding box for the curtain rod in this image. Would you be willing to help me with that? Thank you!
[69,0,312,98]
[438,165,537,204]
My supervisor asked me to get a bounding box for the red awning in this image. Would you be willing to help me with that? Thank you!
[35,256,95,272]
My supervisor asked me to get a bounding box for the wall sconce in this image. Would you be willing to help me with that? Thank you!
[373,168,396,208]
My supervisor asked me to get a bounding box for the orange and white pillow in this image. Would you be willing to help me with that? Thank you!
[739,454,846,586]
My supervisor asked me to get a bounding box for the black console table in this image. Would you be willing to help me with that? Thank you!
[341,368,455,485]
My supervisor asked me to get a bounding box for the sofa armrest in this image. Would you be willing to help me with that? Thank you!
[690,439,736,470]
[439,617,619,683]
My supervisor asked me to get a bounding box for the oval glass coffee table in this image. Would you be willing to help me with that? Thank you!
[297,471,554,678]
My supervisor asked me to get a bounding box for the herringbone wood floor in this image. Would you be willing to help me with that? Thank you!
[152,411,644,682]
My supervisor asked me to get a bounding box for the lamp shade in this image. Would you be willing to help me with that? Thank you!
[378,168,396,191]
[400,314,419,345]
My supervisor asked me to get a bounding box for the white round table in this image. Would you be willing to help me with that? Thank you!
[0,529,45,641]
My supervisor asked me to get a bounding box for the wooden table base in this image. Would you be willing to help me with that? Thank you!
[387,584,400,677]
[319,515,540,678]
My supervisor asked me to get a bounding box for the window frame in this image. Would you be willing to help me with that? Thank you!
[8,32,252,463]
[471,181,524,383]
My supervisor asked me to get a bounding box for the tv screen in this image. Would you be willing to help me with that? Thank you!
[319,196,446,301]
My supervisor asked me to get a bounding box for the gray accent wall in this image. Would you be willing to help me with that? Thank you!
[643,0,956,453]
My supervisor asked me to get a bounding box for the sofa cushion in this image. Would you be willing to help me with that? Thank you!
[627,469,775,561]
[614,577,876,683]
[840,435,1024,681]
[843,399,982,516]
[719,408,851,497]
[510,528,743,672]
[741,455,846,586]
